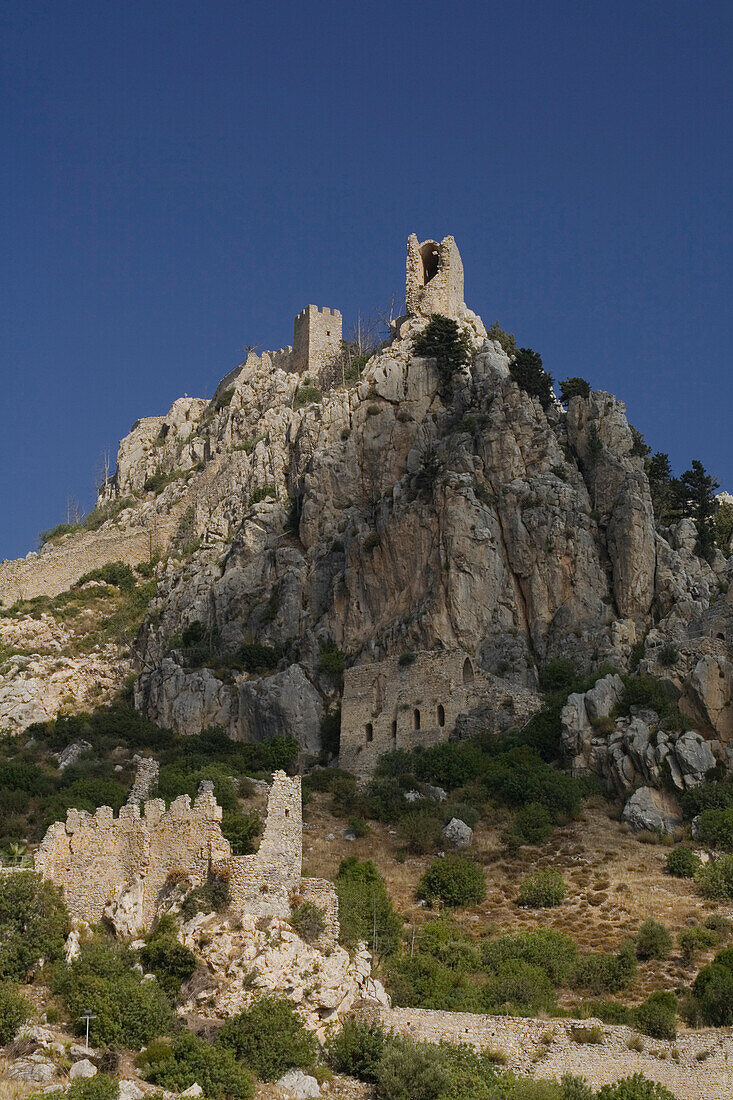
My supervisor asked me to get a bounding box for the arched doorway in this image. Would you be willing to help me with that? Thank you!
[419,241,440,284]
[462,658,474,685]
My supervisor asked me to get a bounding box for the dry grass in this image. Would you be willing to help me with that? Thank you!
[301,794,724,1003]
[0,1060,38,1100]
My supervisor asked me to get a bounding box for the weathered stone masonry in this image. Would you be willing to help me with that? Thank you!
[36,770,339,943]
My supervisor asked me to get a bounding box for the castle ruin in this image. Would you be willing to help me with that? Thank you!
[35,770,339,943]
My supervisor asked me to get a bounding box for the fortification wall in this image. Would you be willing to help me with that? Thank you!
[340,650,538,777]
[292,305,342,375]
[0,521,175,606]
[35,789,230,931]
[374,1007,733,1100]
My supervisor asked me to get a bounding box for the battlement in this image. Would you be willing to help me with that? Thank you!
[292,303,342,375]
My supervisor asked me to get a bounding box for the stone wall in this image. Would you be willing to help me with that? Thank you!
[0,522,174,606]
[373,1006,733,1100]
[292,305,342,375]
[340,650,538,777]
[36,769,339,943]
[405,234,465,319]
[35,788,231,931]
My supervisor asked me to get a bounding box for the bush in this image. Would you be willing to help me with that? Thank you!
[482,929,579,986]
[335,858,402,956]
[509,348,554,410]
[140,916,197,998]
[0,871,69,979]
[694,807,733,851]
[46,1076,121,1100]
[412,314,472,401]
[596,1074,679,1100]
[293,385,322,408]
[238,642,282,673]
[138,1032,253,1100]
[632,991,677,1040]
[635,919,672,960]
[695,853,733,899]
[216,995,317,1081]
[573,942,637,994]
[665,846,702,878]
[678,925,718,964]
[417,855,486,908]
[319,640,345,675]
[559,377,591,404]
[53,934,174,1047]
[290,901,325,944]
[75,562,136,591]
[179,873,232,922]
[617,676,683,732]
[502,803,553,849]
[326,1017,388,1081]
[0,981,30,1043]
[517,869,566,908]
[399,808,443,854]
[692,948,733,1025]
[487,322,517,358]
[483,959,557,1015]
[386,951,483,1013]
[539,658,577,694]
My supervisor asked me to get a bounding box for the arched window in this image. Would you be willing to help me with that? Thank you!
[365,723,373,743]
[391,719,397,740]
[437,704,445,727]
[419,241,440,284]
[462,657,474,685]
[414,709,421,730]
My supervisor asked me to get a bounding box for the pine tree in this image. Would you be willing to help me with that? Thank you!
[680,459,719,561]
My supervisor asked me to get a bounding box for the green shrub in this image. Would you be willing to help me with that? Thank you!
[704,913,732,938]
[596,1074,679,1100]
[0,871,69,980]
[694,807,733,850]
[482,929,579,986]
[417,855,486,908]
[53,934,174,1047]
[678,925,718,964]
[290,900,325,944]
[140,916,197,998]
[483,959,557,1015]
[139,1032,253,1099]
[579,1000,631,1025]
[695,853,733,899]
[665,846,702,878]
[385,950,483,1013]
[415,917,482,972]
[509,348,554,410]
[375,1036,509,1100]
[39,521,83,546]
[412,314,472,401]
[635,919,672,960]
[0,981,30,1043]
[335,858,402,956]
[399,808,443,854]
[559,377,591,404]
[326,1017,387,1081]
[617,676,683,732]
[75,562,136,591]
[573,942,637,994]
[632,991,677,1040]
[502,802,553,849]
[517,869,566,908]
[47,1075,121,1100]
[348,816,369,838]
[293,385,323,408]
[179,873,232,922]
[487,322,517,358]
[540,658,577,693]
[692,948,733,1025]
[319,640,345,675]
[681,777,733,818]
[216,995,317,1081]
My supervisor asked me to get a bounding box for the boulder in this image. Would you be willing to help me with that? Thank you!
[69,1059,97,1080]
[55,740,92,770]
[103,875,145,938]
[6,1057,57,1084]
[622,787,682,835]
[237,663,324,753]
[674,731,717,784]
[442,818,473,848]
[118,1081,145,1100]
[275,1068,321,1098]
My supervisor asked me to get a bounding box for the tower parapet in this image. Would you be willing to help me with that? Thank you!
[292,304,342,375]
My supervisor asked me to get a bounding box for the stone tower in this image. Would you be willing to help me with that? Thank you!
[292,305,342,375]
[405,235,465,319]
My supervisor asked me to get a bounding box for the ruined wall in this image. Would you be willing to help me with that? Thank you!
[405,235,465,319]
[0,522,175,606]
[373,1007,733,1100]
[292,305,342,375]
[35,788,231,931]
[340,650,538,777]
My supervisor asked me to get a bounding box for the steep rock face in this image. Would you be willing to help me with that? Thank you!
[119,320,732,756]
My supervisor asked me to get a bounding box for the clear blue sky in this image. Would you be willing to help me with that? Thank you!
[2,0,732,560]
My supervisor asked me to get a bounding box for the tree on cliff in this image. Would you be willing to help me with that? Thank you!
[680,459,719,561]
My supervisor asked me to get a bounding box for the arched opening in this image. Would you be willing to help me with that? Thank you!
[391,719,397,740]
[413,708,421,730]
[365,723,374,743]
[420,241,440,284]
[437,704,445,727]
[462,658,474,685]
[285,808,290,818]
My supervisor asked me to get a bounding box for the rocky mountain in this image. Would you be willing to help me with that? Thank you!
[1,235,731,796]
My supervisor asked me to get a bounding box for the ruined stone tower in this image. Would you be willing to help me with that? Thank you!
[405,234,465,319]
[292,304,342,374]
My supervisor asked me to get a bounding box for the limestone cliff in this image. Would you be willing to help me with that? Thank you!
[2,235,731,786]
